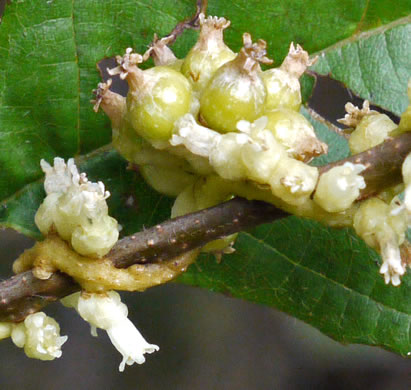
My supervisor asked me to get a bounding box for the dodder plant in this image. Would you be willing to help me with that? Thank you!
[0,0,410,369]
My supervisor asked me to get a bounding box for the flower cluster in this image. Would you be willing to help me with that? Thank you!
[0,312,67,361]
[3,9,411,375]
[35,158,119,258]
[93,12,411,285]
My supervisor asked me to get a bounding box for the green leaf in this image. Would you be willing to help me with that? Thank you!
[179,219,411,356]
[311,18,411,116]
[1,0,410,355]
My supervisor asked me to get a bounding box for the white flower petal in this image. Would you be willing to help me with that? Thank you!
[107,318,159,372]
[70,291,159,371]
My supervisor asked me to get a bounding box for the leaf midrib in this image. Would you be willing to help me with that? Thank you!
[312,15,411,57]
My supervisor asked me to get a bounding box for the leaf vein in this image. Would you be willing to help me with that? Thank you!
[243,232,411,317]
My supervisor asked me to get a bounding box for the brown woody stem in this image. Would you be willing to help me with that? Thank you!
[319,132,411,199]
[152,0,208,47]
[0,198,287,322]
[0,127,410,322]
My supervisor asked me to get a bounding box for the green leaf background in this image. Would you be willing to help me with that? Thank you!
[0,0,410,355]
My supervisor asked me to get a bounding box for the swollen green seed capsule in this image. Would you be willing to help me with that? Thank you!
[171,176,237,253]
[140,164,197,197]
[127,66,193,141]
[263,109,327,161]
[113,119,190,170]
[262,43,315,112]
[200,33,272,133]
[262,68,301,112]
[108,49,193,142]
[149,34,183,71]
[181,14,235,93]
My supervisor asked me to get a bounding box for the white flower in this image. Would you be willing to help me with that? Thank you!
[171,114,221,157]
[236,116,268,135]
[63,291,159,372]
[353,198,408,286]
[41,157,80,195]
[9,312,67,361]
[107,317,159,371]
[379,241,405,286]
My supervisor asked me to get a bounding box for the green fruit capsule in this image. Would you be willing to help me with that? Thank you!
[200,33,272,133]
[262,68,301,111]
[148,34,183,71]
[263,109,327,161]
[127,66,193,141]
[181,14,235,93]
[113,118,191,172]
[170,175,237,254]
[262,43,316,112]
[140,164,197,197]
[108,49,193,142]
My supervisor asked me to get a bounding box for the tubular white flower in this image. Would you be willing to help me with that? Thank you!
[9,312,67,361]
[107,317,159,371]
[353,198,408,286]
[63,291,159,372]
[379,240,405,286]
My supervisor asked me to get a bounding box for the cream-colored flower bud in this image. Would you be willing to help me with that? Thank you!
[0,323,12,340]
[10,312,67,361]
[210,133,250,180]
[269,157,319,206]
[237,117,286,183]
[314,162,366,212]
[71,216,119,258]
[348,113,397,154]
[40,158,80,195]
[35,158,119,258]
[34,192,61,235]
[11,323,26,348]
